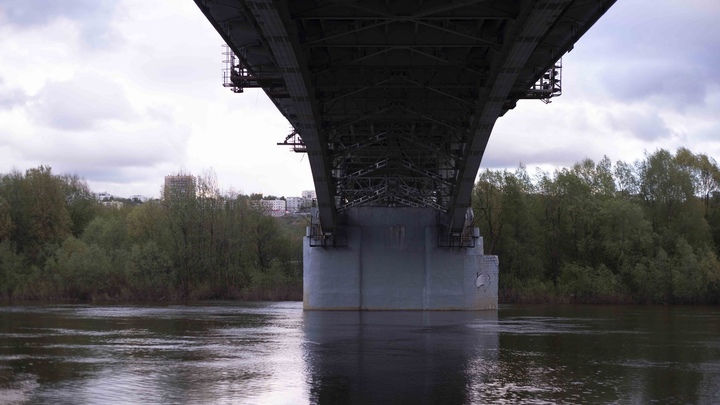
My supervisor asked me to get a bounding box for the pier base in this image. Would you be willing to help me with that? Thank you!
[303,207,498,310]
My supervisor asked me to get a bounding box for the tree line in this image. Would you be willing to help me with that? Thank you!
[0,167,303,301]
[473,148,720,304]
[2,147,720,304]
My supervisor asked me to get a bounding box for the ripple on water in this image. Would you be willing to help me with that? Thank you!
[2,303,719,404]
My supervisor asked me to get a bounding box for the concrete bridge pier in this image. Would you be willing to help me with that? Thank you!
[303,207,498,310]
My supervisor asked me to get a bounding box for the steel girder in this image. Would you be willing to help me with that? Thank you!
[195,0,616,233]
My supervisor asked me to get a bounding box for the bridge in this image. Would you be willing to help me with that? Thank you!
[194,0,615,310]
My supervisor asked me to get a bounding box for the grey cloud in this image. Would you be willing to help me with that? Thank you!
[694,124,720,142]
[138,56,217,86]
[31,73,135,131]
[610,63,708,108]
[480,145,584,170]
[607,110,671,142]
[19,122,189,169]
[50,164,174,197]
[5,120,189,197]
[0,0,121,49]
[480,101,599,170]
[0,87,29,109]
[62,166,160,184]
[0,0,111,26]
[573,1,720,107]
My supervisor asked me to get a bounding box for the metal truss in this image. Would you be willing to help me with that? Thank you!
[196,0,617,233]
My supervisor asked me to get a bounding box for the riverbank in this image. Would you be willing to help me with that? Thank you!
[3,287,704,306]
[1,283,303,302]
[499,289,637,305]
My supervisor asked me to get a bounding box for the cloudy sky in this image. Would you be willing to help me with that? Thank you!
[0,1,718,198]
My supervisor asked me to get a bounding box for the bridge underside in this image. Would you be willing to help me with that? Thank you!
[196,1,614,309]
[196,0,614,233]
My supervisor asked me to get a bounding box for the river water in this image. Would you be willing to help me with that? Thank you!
[0,302,719,404]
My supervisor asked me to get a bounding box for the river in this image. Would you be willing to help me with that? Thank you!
[1,302,719,404]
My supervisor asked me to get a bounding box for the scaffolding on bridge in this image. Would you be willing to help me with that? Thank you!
[524,59,563,104]
[222,44,285,95]
[276,129,307,153]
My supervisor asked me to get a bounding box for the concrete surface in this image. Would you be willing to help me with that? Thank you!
[303,207,498,310]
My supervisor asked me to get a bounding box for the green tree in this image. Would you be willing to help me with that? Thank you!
[45,236,118,300]
[0,166,72,264]
[61,174,99,236]
[0,240,23,298]
[0,196,13,242]
[473,169,504,255]
[614,159,640,200]
[638,149,695,229]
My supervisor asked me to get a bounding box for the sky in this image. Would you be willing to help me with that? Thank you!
[0,0,718,198]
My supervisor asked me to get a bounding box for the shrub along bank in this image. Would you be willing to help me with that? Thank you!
[0,168,303,301]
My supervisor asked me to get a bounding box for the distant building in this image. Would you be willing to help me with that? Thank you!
[286,196,303,213]
[301,190,316,211]
[102,200,123,209]
[259,199,286,217]
[302,190,316,200]
[164,175,195,199]
[94,191,115,201]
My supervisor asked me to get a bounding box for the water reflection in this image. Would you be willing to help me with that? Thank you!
[0,303,309,404]
[2,304,720,404]
[486,306,720,404]
[303,311,498,404]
